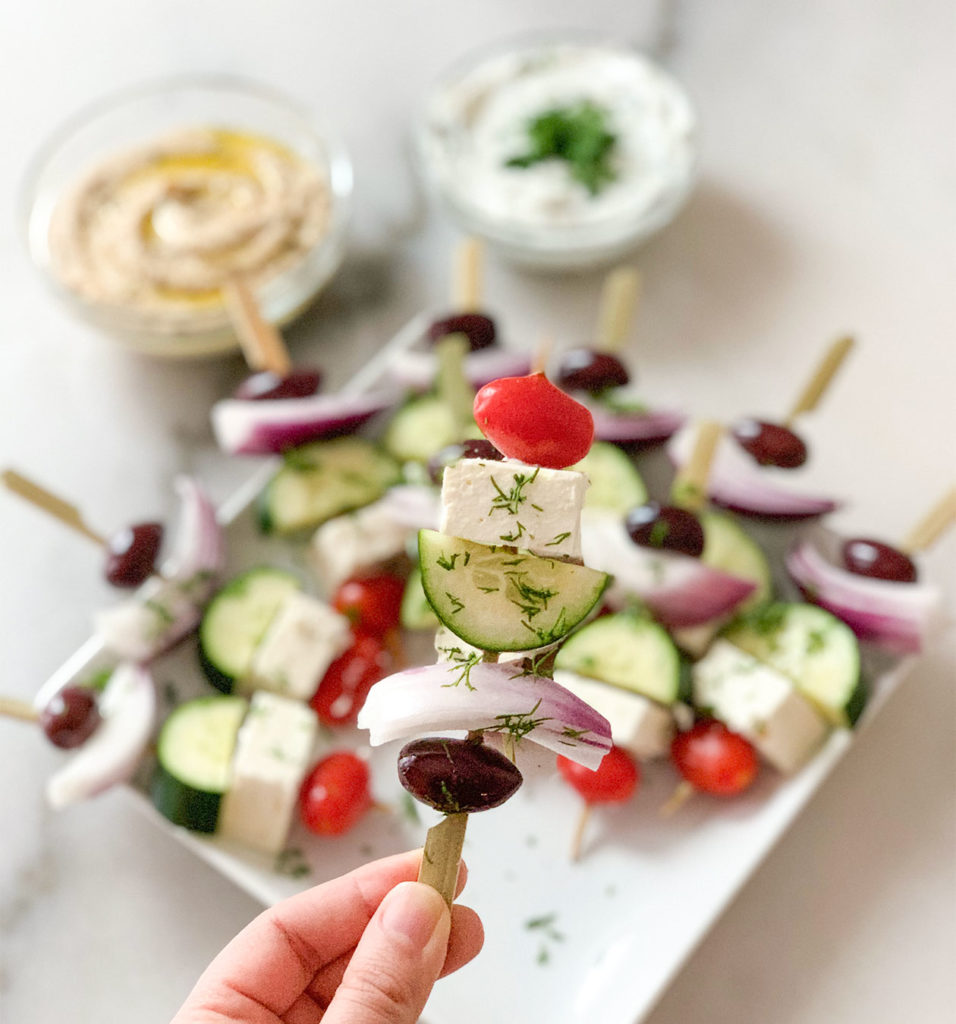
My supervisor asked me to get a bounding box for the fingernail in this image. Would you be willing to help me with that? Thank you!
[381,882,447,947]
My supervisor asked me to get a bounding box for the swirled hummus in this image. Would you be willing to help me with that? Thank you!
[48,127,330,329]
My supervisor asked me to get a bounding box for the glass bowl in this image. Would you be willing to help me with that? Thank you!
[21,75,353,358]
[414,34,699,271]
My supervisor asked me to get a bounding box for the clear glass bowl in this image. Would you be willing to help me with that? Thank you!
[21,76,353,358]
[414,34,699,271]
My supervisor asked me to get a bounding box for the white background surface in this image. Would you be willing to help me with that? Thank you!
[1,2,954,1022]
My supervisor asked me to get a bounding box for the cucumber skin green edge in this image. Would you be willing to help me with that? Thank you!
[151,763,223,833]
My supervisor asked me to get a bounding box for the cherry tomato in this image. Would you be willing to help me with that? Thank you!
[299,751,372,836]
[670,720,758,796]
[331,573,405,635]
[473,373,594,468]
[310,632,391,726]
[557,746,640,804]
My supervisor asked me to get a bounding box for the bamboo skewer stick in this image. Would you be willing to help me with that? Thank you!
[595,266,642,354]
[1,469,108,547]
[0,696,40,723]
[418,813,468,907]
[783,335,855,427]
[569,803,593,863]
[899,486,956,555]
[223,276,292,376]
[453,238,483,312]
[671,421,724,513]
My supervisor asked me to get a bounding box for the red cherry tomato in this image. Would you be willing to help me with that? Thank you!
[331,573,405,635]
[557,746,640,804]
[671,720,758,796]
[299,751,373,836]
[473,373,594,469]
[310,632,391,726]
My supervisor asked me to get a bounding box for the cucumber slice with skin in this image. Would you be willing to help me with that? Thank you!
[199,568,302,693]
[554,611,683,706]
[259,437,401,534]
[418,529,609,651]
[151,695,248,833]
[571,441,648,515]
[400,565,439,631]
[383,394,482,464]
[699,510,773,609]
[722,601,865,727]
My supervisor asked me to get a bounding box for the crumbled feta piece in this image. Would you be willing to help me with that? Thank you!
[553,668,674,760]
[309,501,411,591]
[692,640,829,774]
[440,458,587,559]
[218,692,320,854]
[245,592,351,700]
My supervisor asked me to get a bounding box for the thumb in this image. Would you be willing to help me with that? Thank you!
[322,880,451,1024]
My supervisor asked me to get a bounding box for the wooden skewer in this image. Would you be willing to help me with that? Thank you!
[453,238,483,313]
[531,336,552,376]
[0,696,40,723]
[418,812,468,907]
[899,486,956,555]
[659,780,695,817]
[2,469,108,547]
[670,421,724,513]
[435,335,475,436]
[569,803,593,863]
[595,266,642,353]
[783,335,855,427]
[222,276,292,376]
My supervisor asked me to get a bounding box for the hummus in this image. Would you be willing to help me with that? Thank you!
[48,127,330,329]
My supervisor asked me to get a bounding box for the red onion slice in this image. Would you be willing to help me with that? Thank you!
[668,424,839,519]
[46,662,156,808]
[785,534,944,653]
[357,661,612,770]
[211,389,398,455]
[581,512,756,627]
[372,484,441,530]
[588,403,686,444]
[389,347,533,392]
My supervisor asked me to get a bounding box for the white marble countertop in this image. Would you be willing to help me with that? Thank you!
[1,2,953,1022]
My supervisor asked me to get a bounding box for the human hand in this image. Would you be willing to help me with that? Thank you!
[171,849,483,1024]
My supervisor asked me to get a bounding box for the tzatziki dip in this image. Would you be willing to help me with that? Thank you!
[47,127,330,329]
[418,41,698,266]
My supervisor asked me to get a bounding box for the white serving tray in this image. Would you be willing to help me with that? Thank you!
[37,313,916,1024]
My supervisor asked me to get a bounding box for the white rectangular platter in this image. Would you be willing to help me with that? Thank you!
[37,313,916,1024]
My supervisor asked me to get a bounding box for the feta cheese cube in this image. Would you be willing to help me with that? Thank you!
[440,459,587,560]
[433,624,526,666]
[692,640,829,774]
[246,592,351,700]
[309,500,411,591]
[218,692,320,854]
[553,669,675,760]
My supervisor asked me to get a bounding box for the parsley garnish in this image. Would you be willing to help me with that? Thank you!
[506,102,618,196]
[274,847,311,879]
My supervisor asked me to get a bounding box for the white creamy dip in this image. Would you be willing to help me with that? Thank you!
[47,127,330,329]
[419,42,698,262]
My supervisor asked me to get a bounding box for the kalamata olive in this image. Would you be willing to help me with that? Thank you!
[427,438,505,484]
[731,418,808,469]
[40,686,101,749]
[427,313,497,351]
[104,522,164,587]
[842,538,918,583]
[233,368,322,401]
[625,502,705,558]
[397,737,523,813]
[556,348,630,394]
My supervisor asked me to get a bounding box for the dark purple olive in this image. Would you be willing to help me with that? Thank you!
[427,313,497,351]
[397,737,523,813]
[40,686,101,749]
[625,502,705,558]
[233,368,322,401]
[842,538,918,583]
[427,438,505,484]
[105,522,164,588]
[731,418,808,469]
[556,348,630,394]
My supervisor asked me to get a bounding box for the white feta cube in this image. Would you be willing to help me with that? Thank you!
[440,459,587,560]
[433,625,526,666]
[309,500,411,591]
[553,669,675,760]
[218,692,320,854]
[246,592,351,700]
[692,640,829,774]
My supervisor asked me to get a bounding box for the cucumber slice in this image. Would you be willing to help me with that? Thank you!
[199,568,302,693]
[700,510,772,609]
[722,602,865,727]
[151,695,248,833]
[554,612,683,705]
[418,529,609,651]
[400,565,439,631]
[572,441,648,515]
[383,394,481,464]
[259,437,401,534]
